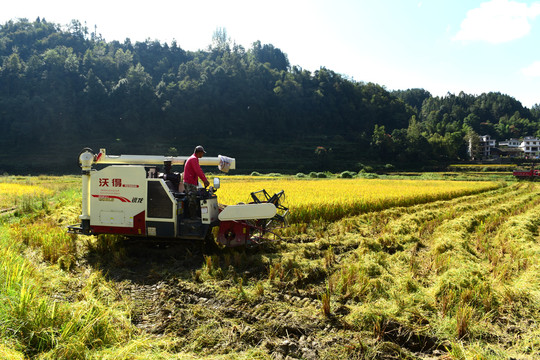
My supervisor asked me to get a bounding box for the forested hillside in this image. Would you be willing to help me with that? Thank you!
[1,18,539,174]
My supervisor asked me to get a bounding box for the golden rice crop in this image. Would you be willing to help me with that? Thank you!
[217,177,501,223]
[0,183,53,209]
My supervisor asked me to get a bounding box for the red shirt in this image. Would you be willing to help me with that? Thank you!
[183,154,208,185]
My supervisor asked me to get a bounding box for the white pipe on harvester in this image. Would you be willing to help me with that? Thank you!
[79,151,94,223]
[94,149,235,171]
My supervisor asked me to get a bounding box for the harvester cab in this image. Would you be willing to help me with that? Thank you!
[68,148,288,248]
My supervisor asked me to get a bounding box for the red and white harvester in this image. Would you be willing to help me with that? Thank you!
[512,163,540,180]
[69,148,288,248]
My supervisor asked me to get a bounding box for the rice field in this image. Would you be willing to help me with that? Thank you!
[217,177,502,223]
[2,174,537,359]
[0,182,53,210]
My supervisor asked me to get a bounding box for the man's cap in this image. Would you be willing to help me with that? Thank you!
[194,145,206,153]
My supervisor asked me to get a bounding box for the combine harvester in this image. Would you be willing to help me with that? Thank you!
[512,163,540,180]
[69,148,288,249]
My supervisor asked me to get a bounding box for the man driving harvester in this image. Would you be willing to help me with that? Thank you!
[183,145,210,218]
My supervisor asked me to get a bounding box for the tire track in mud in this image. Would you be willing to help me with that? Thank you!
[125,265,447,358]
[126,279,333,358]
[129,276,448,357]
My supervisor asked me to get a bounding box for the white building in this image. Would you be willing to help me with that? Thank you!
[499,138,521,147]
[479,135,496,158]
[469,135,540,159]
[520,136,540,158]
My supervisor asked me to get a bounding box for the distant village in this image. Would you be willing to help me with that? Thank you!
[470,135,540,160]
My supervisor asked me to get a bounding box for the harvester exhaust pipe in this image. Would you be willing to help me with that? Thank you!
[78,148,94,234]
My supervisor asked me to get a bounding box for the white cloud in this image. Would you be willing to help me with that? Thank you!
[453,0,540,43]
[522,61,540,76]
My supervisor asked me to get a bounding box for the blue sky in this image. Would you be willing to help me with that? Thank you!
[3,0,540,107]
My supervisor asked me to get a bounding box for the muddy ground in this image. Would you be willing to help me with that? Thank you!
[85,236,448,360]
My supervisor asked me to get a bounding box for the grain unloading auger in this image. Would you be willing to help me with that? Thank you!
[68,148,288,248]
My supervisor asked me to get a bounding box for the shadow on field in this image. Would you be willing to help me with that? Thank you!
[84,237,208,285]
[83,235,274,286]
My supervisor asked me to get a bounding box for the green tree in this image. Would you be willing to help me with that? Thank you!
[465,129,480,160]
[371,124,395,160]
[211,27,230,51]
[392,88,431,113]
[250,40,289,71]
